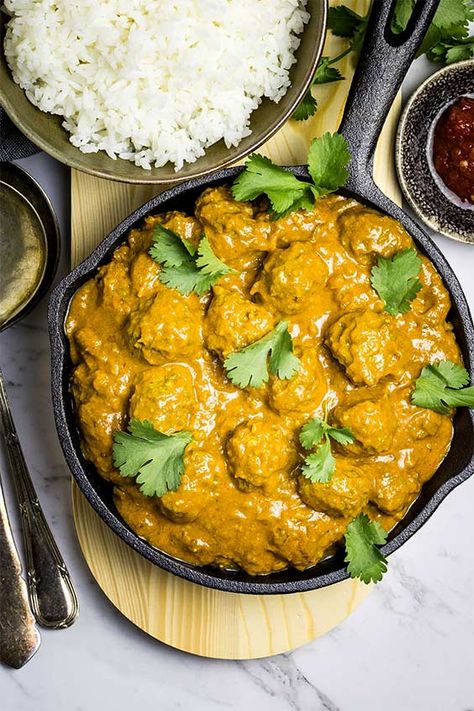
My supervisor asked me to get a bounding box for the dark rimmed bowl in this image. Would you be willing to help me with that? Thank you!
[396,59,474,244]
[0,161,60,332]
[0,1,326,185]
[49,166,474,594]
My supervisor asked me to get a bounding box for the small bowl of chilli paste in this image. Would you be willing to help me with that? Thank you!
[396,59,474,244]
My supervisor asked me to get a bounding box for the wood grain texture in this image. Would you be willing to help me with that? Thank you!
[71,0,401,659]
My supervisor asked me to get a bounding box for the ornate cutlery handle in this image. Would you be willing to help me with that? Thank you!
[0,473,40,668]
[0,367,79,629]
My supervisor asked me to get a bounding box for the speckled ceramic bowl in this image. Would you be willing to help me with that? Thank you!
[396,60,474,244]
[0,2,326,185]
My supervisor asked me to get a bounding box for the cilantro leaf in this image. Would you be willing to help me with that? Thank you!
[412,360,474,414]
[224,321,300,389]
[427,38,474,63]
[299,416,354,484]
[299,418,326,449]
[326,426,355,445]
[327,6,366,37]
[158,262,202,295]
[327,5,368,52]
[301,439,335,483]
[269,321,301,380]
[112,419,192,498]
[344,513,388,584]
[391,0,416,33]
[370,248,422,315]
[231,154,314,218]
[149,224,196,267]
[313,57,345,85]
[195,236,234,282]
[307,133,351,199]
[150,228,232,296]
[291,91,318,121]
[418,0,474,57]
[232,133,350,218]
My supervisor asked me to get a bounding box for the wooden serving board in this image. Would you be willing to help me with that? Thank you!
[71,0,401,659]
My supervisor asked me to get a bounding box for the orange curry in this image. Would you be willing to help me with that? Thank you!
[66,187,459,575]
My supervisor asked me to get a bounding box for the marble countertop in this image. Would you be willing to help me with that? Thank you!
[1,56,473,711]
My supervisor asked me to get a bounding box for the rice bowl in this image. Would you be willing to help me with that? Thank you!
[3,0,310,171]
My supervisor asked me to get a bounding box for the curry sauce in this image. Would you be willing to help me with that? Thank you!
[66,187,459,575]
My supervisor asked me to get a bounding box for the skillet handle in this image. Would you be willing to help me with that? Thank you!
[339,0,440,194]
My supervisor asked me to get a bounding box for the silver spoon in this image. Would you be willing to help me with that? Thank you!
[0,164,78,659]
[0,468,40,668]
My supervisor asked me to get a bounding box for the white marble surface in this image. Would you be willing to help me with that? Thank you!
[1,56,474,711]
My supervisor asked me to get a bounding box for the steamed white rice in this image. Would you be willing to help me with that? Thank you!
[3,0,309,170]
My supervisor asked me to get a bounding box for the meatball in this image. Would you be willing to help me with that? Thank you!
[97,249,134,322]
[298,459,372,518]
[270,513,348,570]
[203,286,274,359]
[411,258,451,323]
[334,398,397,453]
[371,468,420,515]
[328,260,377,312]
[338,207,412,264]
[77,396,124,480]
[407,408,445,440]
[226,418,296,489]
[126,289,201,363]
[128,364,196,433]
[251,242,329,314]
[195,186,273,263]
[129,252,161,300]
[326,310,406,386]
[268,348,328,417]
[158,212,202,250]
[159,447,222,523]
[271,209,322,247]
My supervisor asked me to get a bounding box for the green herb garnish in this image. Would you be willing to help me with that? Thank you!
[150,225,233,296]
[299,415,354,484]
[223,321,300,389]
[112,419,192,498]
[370,248,422,316]
[344,513,388,584]
[392,0,474,61]
[412,361,474,414]
[231,133,350,219]
[296,0,474,121]
[327,5,368,43]
[426,37,474,64]
[292,6,367,121]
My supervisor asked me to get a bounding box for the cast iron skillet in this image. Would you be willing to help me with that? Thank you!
[49,0,474,594]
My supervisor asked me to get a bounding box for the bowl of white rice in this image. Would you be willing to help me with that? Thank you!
[0,0,326,183]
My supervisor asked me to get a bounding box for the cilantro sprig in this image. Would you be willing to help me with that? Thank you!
[412,360,474,414]
[231,133,350,219]
[391,0,474,62]
[292,7,367,121]
[344,513,388,584]
[223,321,300,389]
[370,248,422,316]
[149,225,233,296]
[299,415,354,484]
[112,419,192,497]
[296,0,474,122]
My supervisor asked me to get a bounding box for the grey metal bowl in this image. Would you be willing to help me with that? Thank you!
[0,2,326,184]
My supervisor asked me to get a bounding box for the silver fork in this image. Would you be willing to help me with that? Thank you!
[0,367,78,630]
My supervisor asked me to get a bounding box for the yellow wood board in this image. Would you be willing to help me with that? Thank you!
[71,0,401,659]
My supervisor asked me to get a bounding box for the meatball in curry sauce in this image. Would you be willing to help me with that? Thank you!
[66,187,460,576]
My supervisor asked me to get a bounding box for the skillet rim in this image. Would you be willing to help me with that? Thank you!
[48,166,474,594]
